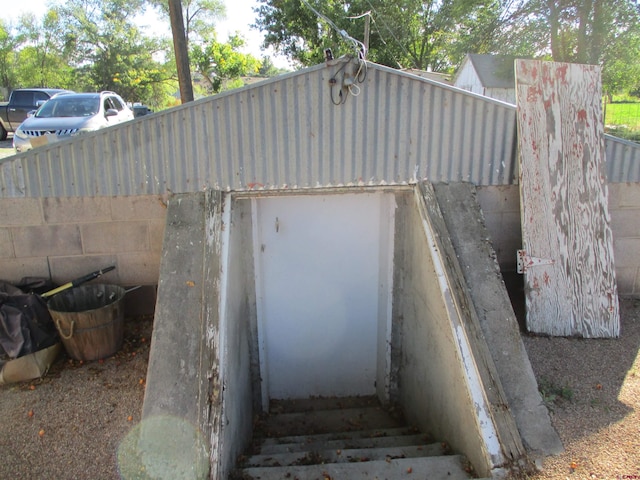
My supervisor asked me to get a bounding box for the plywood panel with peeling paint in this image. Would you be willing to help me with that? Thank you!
[515,60,619,338]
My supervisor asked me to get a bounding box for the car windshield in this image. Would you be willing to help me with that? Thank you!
[36,96,99,118]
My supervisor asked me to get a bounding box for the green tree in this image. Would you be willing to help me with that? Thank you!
[498,0,640,97]
[13,11,74,89]
[252,0,503,71]
[0,21,23,93]
[148,0,225,44]
[190,33,260,94]
[257,56,290,77]
[56,0,172,104]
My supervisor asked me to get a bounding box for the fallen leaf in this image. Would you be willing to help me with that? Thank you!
[38,429,45,437]
[186,281,195,287]
[27,410,34,418]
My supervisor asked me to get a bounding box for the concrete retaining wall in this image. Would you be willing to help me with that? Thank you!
[216,197,258,479]
[0,184,638,296]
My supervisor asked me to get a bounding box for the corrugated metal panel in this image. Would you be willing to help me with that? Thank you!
[605,134,640,183]
[0,60,541,198]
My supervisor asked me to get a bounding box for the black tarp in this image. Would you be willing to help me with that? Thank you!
[0,280,59,368]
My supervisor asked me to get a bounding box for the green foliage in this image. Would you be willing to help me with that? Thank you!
[258,56,290,77]
[148,0,225,44]
[539,377,574,406]
[190,33,260,94]
[253,0,504,70]
[53,0,174,106]
[13,11,74,89]
[0,20,23,91]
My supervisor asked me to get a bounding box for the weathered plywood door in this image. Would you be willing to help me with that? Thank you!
[515,60,619,337]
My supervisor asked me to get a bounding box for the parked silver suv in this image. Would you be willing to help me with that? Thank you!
[13,91,134,152]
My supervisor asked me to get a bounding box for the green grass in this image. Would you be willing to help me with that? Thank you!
[604,101,640,129]
[538,377,574,405]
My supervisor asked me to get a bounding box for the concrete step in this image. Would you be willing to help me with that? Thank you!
[237,454,474,480]
[256,406,404,438]
[259,426,425,446]
[243,442,447,468]
[268,395,386,413]
[256,433,433,456]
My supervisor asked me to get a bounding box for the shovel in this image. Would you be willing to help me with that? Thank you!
[41,266,116,299]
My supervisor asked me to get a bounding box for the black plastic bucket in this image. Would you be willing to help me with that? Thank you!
[47,284,125,361]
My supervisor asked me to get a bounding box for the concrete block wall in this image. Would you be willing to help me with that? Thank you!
[0,195,167,287]
[0,184,638,297]
[477,184,640,296]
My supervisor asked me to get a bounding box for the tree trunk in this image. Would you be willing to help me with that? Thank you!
[576,0,593,64]
[546,0,561,60]
[169,0,194,103]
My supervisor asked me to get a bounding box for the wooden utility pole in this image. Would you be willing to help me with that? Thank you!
[363,13,370,57]
[168,0,194,103]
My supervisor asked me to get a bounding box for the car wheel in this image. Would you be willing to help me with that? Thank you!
[0,124,7,141]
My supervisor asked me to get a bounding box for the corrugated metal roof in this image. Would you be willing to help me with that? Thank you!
[605,134,640,182]
[0,58,636,198]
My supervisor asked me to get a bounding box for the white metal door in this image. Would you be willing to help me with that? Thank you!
[515,59,619,337]
[253,192,393,401]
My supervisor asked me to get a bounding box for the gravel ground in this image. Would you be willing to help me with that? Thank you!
[0,299,638,479]
[0,315,152,479]
[522,296,640,480]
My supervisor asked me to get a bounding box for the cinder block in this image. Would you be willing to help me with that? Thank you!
[617,183,640,208]
[610,208,640,239]
[110,195,168,221]
[0,198,43,226]
[117,252,162,285]
[43,197,111,224]
[0,257,51,284]
[81,221,149,254]
[148,219,166,253]
[484,212,521,247]
[607,183,621,209]
[613,237,640,270]
[476,185,520,213]
[13,225,82,258]
[0,228,14,258]
[615,267,637,296]
[48,255,118,286]
[482,212,501,242]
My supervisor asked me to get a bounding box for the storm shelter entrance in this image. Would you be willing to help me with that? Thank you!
[251,192,396,406]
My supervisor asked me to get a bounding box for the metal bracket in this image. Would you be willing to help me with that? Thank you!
[517,249,554,274]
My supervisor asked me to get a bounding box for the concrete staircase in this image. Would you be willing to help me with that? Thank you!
[232,397,481,480]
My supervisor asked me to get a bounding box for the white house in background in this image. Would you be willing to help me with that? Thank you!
[454,54,517,104]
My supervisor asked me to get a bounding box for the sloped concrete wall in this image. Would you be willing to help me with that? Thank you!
[393,190,499,476]
[435,182,562,458]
